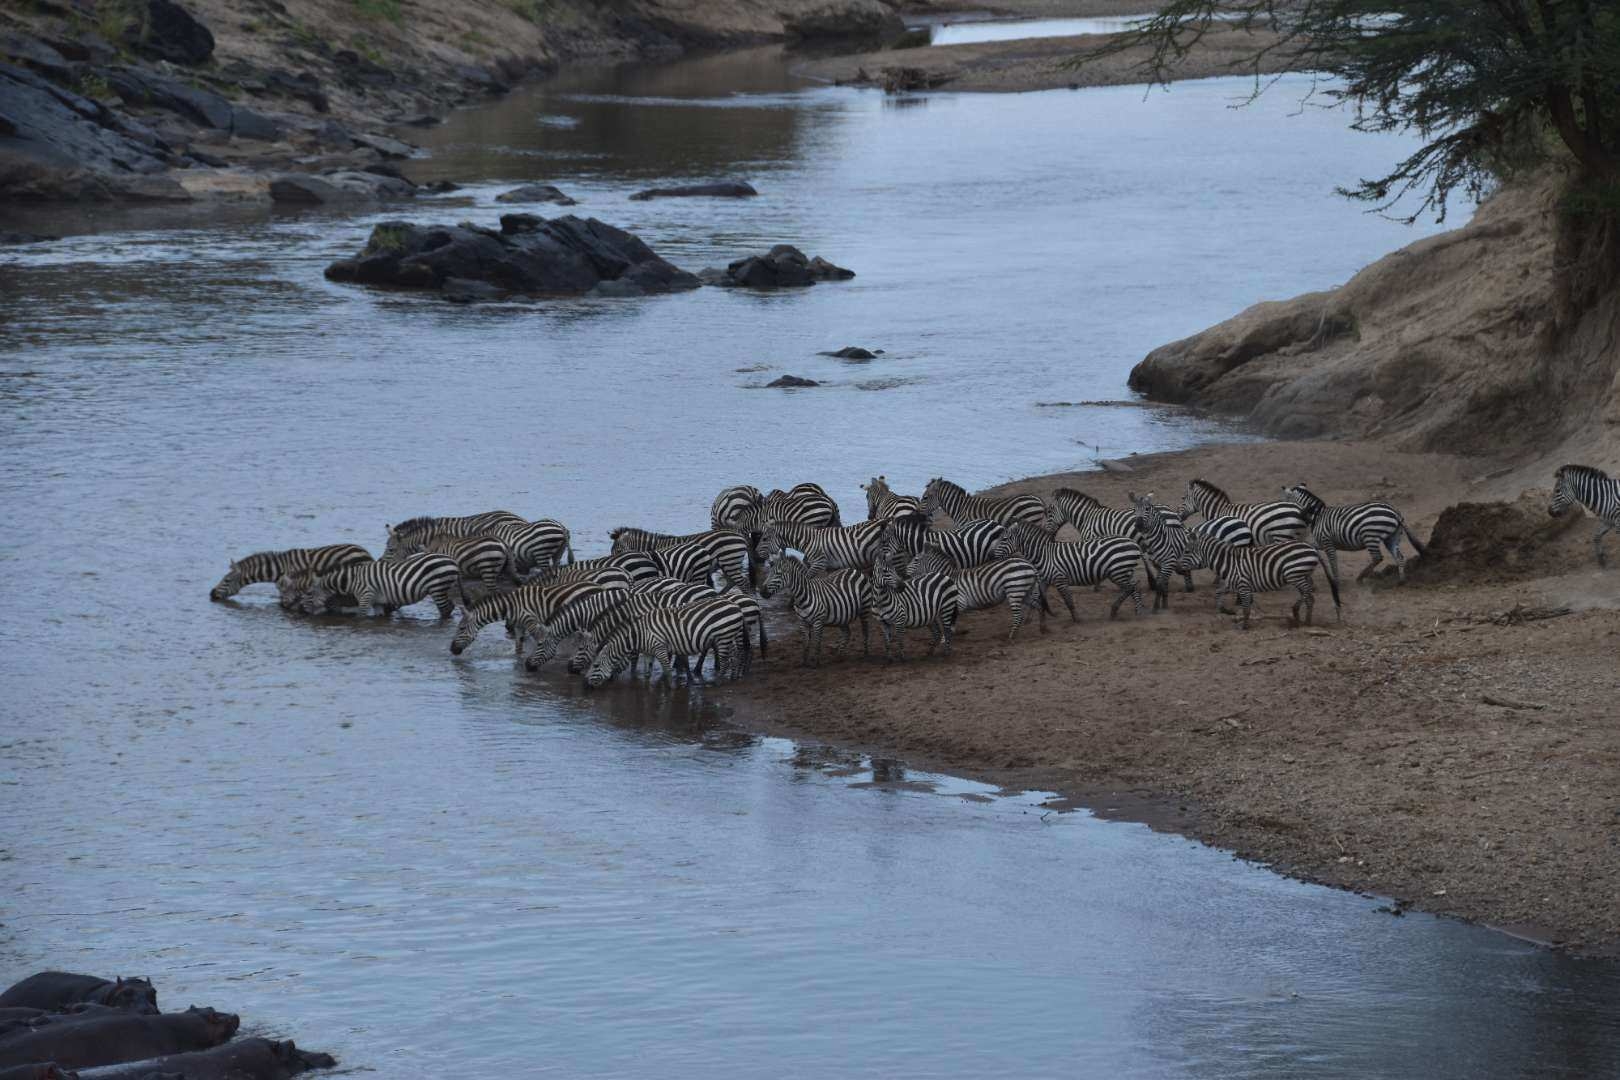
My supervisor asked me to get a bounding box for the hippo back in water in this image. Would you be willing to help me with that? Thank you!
[0,1006,236,1070]
[0,1064,79,1080]
[90,1037,336,1080]
[0,973,157,1015]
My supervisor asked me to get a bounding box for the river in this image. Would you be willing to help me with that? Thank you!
[3,45,1618,1079]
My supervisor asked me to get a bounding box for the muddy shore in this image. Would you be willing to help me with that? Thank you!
[723,438,1620,953]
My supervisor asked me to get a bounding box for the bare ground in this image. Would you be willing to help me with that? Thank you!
[723,439,1620,952]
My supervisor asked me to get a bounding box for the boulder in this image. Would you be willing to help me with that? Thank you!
[351,130,414,159]
[704,244,855,288]
[103,66,232,129]
[766,375,820,388]
[419,179,460,194]
[325,215,700,297]
[783,0,905,43]
[264,69,328,112]
[269,169,414,204]
[628,180,757,201]
[229,106,281,141]
[1,33,73,81]
[495,183,576,205]
[132,0,215,65]
[824,345,880,360]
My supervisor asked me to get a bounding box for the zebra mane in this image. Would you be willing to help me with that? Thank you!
[234,549,288,568]
[1054,487,1102,508]
[1557,464,1611,485]
[1289,484,1328,517]
[390,516,442,536]
[1189,478,1231,503]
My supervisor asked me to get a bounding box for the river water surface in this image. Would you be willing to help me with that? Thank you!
[4,48,1619,1079]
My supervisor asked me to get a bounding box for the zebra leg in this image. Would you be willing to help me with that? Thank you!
[1238,585,1254,629]
[655,642,678,684]
[1385,536,1407,583]
[1055,582,1079,622]
[924,619,940,657]
[808,618,825,667]
[354,587,375,617]
[718,637,740,680]
[1356,541,1381,582]
[859,616,871,658]
[1214,579,1235,616]
[1301,578,1316,625]
[1108,573,1138,618]
[432,586,455,620]
[940,609,955,656]
[1595,522,1614,568]
[1182,568,1195,593]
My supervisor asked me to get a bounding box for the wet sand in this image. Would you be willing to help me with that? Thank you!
[725,439,1620,952]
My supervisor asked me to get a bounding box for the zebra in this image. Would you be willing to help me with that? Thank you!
[516,585,640,672]
[1283,483,1429,583]
[760,553,873,666]
[758,519,886,572]
[717,587,767,676]
[609,527,751,592]
[1127,494,1194,610]
[532,551,662,590]
[905,549,1043,639]
[765,483,841,528]
[1179,479,1306,542]
[395,534,517,592]
[878,515,1012,570]
[1178,516,1253,595]
[1548,464,1620,567]
[1007,521,1143,622]
[711,484,764,531]
[869,557,959,660]
[565,580,715,675]
[862,475,925,521]
[288,553,463,619]
[451,578,629,655]
[922,477,1049,532]
[383,512,525,558]
[1186,531,1341,629]
[210,543,371,602]
[585,598,745,687]
[490,518,574,575]
[1046,488,1136,539]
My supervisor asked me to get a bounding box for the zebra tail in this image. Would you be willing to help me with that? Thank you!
[1402,520,1429,557]
[566,533,576,565]
[1324,558,1342,620]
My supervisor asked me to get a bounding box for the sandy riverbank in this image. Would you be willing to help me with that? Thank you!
[722,438,1620,952]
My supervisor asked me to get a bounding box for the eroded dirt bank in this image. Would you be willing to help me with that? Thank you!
[725,439,1620,952]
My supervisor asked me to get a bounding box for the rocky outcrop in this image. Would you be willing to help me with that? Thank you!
[269,170,416,204]
[1128,175,1620,455]
[496,183,576,204]
[629,181,757,201]
[700,244,855,288]
[783,0,905,43]
[324,214,699,297]
[131,0,216,65]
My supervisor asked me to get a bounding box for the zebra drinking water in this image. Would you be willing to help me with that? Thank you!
[862,476,925,521]
[869,557,959,660]
[1007,521,1144,622]
[922,478,1049,532]
[878,516,1013,570]
[210,543,372,602]
[532,551,661,590]
[757,519,887,572]
[760,553,874,666]
[609,527,751,592]
[489,518,574,575]
[451,578,629,655]
[1179,479,1307,542]
[288,553,463,619]
[585,597,746,687]
[396,534,518,592]
[1282,483,1428,583]
[564,580,715,675]
[1548,464,1620,567]
[904,549,1043,639]
[516,586,640,671]
[1186,531,1340,629]
[382,512,526,558]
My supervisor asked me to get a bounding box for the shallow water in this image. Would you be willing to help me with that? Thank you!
[4,49,1618,1078]
[924,15,1153,43]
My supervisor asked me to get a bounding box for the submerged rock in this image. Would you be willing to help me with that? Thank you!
[628,180,757,201]
[702,244,855,288]
[495,183,576,205]
[765,374,819,388]
[325,215,699,297]
[824,345,881,360]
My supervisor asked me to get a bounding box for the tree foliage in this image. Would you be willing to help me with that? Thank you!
[1076,0,1620,221]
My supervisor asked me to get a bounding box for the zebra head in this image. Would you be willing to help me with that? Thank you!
[862,476,889,519]
[873,556,904,592]
[1549,466,1582,517]
[520,615,556,671]
[585,630,634,688]
[210,560,245,601]
[1282,484,1328,523]
[450,607,490,655]
[987,525,1014,561]
[760,555,792,600]
[920,478,953,517]
[1179,481,1201,520]
[567,630,599,675]
[382,524,408,559]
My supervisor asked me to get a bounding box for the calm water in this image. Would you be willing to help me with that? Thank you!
[4,48,1618,1078]
[925,15,1152,43]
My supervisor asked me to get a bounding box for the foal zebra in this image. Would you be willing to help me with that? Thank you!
[760,554,873,666]
[878,516,1012,570]
[1283,484,1428,583]
[290,553,463,619]
[383,512,525,558]
[451,579,629,655]
[210,543,371,601]
[905,549,1043,639]
[758,519,886,572]
[585,598,745,687]
[564,580,714,675]
[862,476,925,521]
[1186,532,1341,629]
[1179,480,1306,542]
[922,478,1049,532]
[610,527,751,592]
[870,559,959,660]
[1549,464,1620,567]
[1008,521,1143,622]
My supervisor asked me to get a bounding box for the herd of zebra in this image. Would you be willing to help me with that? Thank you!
[206,459,1615,685]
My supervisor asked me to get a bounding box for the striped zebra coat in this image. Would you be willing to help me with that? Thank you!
[291,553,462,619]
[1008,521,1143,622]
[564,580,715,675]
[532,551,661,590]
[761,554,873,666]
[609,527,751,592]
[862,476,925,521]
[516,585,641,671]
[1283,484,1428,583]
[1179,480,1306,543]
[489,518,573,575]
[869,558,959,660]
[451,578,629,655]
[710,485,764,531]
[922,478,1049,532]
[1046,489,1137,540]
[383,512,525,558]
[1127,494,1194,609]
[211,543,372,602]
[725,483,844,534]
[1549,464,1620,567]
[404,534,518,591]
[1187,532,1341,629]
[585,598,746,687]
[905,549,1043,639]
[879,516,1013,570]
[758,519,886,572]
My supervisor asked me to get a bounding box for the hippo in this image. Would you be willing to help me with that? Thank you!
[91,1037,335,1080]
[0,1064,79,1080]
[0,974,157,1015]
[0,1010,47,1039]
[0,1006,237,1070]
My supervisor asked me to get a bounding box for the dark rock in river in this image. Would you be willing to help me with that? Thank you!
[131,0,216,66]
[419,179,460,194]
[628,181,757,201]
[496,183,576,205]
[0,232,57,245]
[325,215,699,297]
[824,345,882,360]
[443,277,505,303]
[703,244,855,288]
[351,130,415,159]
[784,0,906,43]
[766,374,820,388]
[269,170,414,204]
